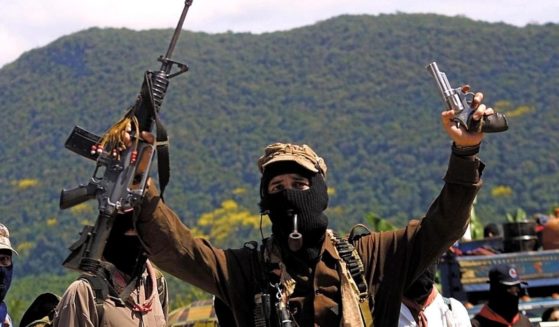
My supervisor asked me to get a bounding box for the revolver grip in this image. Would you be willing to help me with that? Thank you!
[481,112,508,133]
[465,108,508,133]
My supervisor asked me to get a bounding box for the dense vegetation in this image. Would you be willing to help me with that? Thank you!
[1,13,558,322]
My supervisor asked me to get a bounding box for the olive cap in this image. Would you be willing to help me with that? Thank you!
[257,143,327,176]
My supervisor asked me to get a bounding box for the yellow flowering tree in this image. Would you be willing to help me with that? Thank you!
[197,199,270,247]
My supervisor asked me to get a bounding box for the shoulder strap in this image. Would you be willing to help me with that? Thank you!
[78,274,111,323]
[246,240,273,327]
[79,274,109,304]
[154,113,170,199]
[153,268,166,303]
[348,224,372,243]
[442,297,452,311]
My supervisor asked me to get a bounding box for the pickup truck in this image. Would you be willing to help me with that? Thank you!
[439,235,559,324]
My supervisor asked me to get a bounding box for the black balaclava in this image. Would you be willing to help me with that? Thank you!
[0,263,12,303]
[103,213,144,277]
[404,264,436,304]
[488,282,520,322]
[259,162,329,262]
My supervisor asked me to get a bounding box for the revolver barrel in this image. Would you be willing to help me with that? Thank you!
[426,61,465,112]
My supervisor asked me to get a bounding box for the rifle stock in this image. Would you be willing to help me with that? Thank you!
[60,0,193,274]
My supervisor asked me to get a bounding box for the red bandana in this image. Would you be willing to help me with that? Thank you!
[477,304,521,326]
[402,287,439,327]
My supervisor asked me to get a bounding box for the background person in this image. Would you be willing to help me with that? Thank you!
[52,213,168,327]
[399,264,471,327]
[483,223,500,238]
[471,264,530,327]
[542,210,559,250]
[0,223,18,327]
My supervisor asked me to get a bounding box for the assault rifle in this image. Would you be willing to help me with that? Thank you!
[59,0,193,274]
[426,62,508,133]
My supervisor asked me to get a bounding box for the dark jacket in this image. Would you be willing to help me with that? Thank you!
[136,153,483,327]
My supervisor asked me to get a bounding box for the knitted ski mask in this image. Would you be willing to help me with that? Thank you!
[260,161,329,262]
[404,264,436,304]
[103,213,145,277]
[487,264,526,321]
[0,224,15,304]
[488,283,521,321]
[0,264,12,303]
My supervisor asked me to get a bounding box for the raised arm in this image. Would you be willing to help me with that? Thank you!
[355,93,496,326]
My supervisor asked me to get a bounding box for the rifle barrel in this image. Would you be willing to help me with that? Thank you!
[162,0,194,72]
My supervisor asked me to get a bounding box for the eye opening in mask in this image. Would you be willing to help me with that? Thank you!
[267,173,311,194]
[0,254,11,267]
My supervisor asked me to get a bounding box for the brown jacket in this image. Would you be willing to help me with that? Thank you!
[136,153,483,326]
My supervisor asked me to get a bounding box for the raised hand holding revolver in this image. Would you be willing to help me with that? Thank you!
[441,91,493,148]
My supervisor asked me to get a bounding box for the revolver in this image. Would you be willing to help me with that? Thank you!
[426,62,508,133]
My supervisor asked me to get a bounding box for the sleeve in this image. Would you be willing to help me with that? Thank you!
[134,187,252,304]
[52,280,98,327]
[403,152,484,283]
[357,152,484,295]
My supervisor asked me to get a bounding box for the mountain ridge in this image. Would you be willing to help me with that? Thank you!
[1,13,558,277]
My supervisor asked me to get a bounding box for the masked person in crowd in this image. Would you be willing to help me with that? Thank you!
[399,264,471,327]
[131,94,494,326]
[471,264,530,327]
[52,213,168,327]
[0,224,17,327]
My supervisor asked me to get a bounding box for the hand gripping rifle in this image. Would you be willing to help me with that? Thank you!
[426,62,508,133]
[60,0,193,274]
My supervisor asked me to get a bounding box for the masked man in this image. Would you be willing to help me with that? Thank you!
[133,94,493,326]
[0,224,17,327]
[399,264,471,327]
[471,264,531,327]
[52,213,168,327]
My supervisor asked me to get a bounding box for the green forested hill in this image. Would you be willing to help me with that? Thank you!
[1,13,559,284]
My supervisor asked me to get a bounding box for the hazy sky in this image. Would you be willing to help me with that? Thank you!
[1,0,558,68]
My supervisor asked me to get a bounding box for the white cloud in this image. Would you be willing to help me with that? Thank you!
[1,0,557,68]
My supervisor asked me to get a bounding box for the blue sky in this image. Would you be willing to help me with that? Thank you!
[1,0,558,68]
